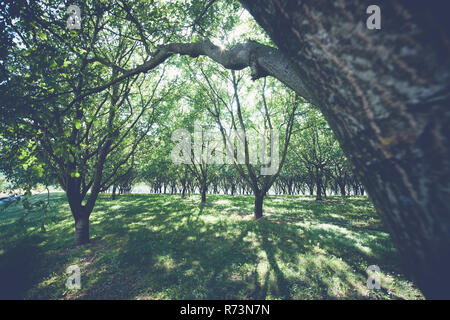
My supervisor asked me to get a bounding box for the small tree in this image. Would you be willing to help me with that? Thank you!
[197,67,299,218]
[292,110,337,201]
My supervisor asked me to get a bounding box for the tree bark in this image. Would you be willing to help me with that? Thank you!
[66,179,92,246]
[111,185,117,200]
[339,183,346,197]
[315,166,322,201]
[201,184,207,203]
[74,214,90,246]
[254,192,264,219]
[308,184,314,196]
[239,0,450,298]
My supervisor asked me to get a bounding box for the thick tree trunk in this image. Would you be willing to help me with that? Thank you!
[66,183,91,246]
[74,214,90,246]
[254,192,264,219]
[240,0,450,298]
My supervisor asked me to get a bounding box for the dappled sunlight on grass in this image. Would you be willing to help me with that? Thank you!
[0,193,423,299]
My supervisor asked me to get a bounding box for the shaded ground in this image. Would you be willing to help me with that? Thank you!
[0,193,423,299]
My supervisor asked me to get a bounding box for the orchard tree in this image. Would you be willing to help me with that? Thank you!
[192,65,299,218]
[1,1,173,245]
[292,109,338,200]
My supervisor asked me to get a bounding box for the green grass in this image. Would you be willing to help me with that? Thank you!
[0,193,423,300]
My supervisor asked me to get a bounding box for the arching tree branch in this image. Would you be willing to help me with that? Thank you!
[74,39,312,104]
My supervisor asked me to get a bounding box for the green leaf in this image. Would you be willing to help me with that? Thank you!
[63,59,71,68]
[70,171,81,178]
[39,32,47,41]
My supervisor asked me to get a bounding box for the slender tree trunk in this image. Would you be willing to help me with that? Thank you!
[254,192,264,219]
[181,185,186,198]
[111,185,117,200]
[315,167,322,201]
[201,184,207,203]
[352,184,358,196]
[339,183,346,196]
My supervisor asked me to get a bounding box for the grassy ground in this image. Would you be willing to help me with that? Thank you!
[0,193,423,300]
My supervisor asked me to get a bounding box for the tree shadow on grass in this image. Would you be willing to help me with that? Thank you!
[80,200,261,299]
[77,194,410,299]
[0,234,46,299]
[3,193,420,299]
[265,196,383,232]
[254,222,292,299]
